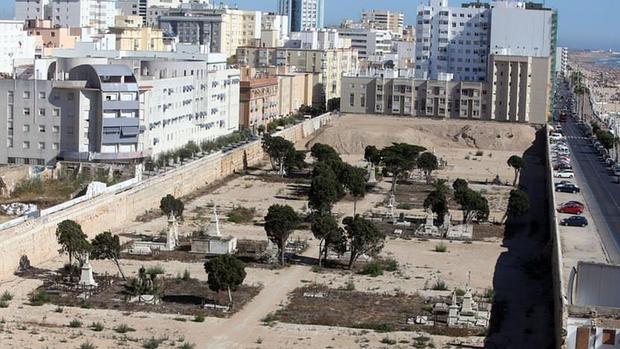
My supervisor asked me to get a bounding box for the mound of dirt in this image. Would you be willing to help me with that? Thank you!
[306,115,536,154]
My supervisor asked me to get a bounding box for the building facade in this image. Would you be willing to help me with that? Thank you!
[0,21,36,75]
[337,27,393,61]
[15,0,50,22]
[49,0,117,32]
[25,19,79,56]
[278,0,324,32]
[361,9,404,37]
[108,16,165,51]
[239,73,279,130]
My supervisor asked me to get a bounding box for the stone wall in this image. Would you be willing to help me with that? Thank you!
[0,113,333,281]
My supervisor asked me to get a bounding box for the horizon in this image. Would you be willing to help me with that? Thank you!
[1,0,619,51]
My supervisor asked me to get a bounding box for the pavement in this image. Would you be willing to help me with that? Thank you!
[562,117,620,264]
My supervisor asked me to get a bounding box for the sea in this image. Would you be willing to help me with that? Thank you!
[594,54,620,68]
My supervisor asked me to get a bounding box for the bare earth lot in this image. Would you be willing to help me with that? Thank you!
[0,116,536,348]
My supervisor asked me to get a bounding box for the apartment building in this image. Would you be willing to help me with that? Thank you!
[555,47,568,77]
[116,0,206,25]
[276,71,315,116]
[278,0,324,32]
[158,4,261,58]
[25,19,79,56]
[287,30,351,51]
[337,27,393,61]
[361,9,404,38]
[0,21,36,75]
[108,16,165,51]
[236,45,357,105]
[48,0,117,32]
[15,0,50,22]
[415,0,490,81]
[239,72,279,130]
[260,12,289,47]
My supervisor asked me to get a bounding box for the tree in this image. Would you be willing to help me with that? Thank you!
[455,188,489,223]
[343,215,386,268]
[262,135,296,176]
[505,189,530,222]
[91,231,126,280]
[160,194,184,219]
[327,97,340,112]
[597,130,615,151]
[341,165,367,215]
[284,149,307,174]
[452,178,469,193]
[311,214,347,266]
[364,145,381,168]
[257,124,265,135]
[310,143,340,163]
[423,180,449,226]
[204,255,247,307]
[417,152,439,184]
[507,155,524,187]
[308,163,343,215]
[56,220,91,267]
[380,143,426,193]
[264,205,301,265]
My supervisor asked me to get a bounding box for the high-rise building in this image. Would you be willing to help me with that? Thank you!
[278,0,324,32]
[0,21,36,75]
[361,10,404,37]
[414,0,490,81]
[15,0,50,22]
[47,0,116,32]
[337,27,393,61]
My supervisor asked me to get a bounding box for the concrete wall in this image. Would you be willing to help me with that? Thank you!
[0,113,333,281]
[546,124,568,348]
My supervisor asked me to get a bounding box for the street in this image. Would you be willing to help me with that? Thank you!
[563,117,620,263]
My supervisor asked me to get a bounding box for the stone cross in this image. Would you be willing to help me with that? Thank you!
[79,254,98,287]
[166,214,178,250]
[207,206,221,237]
[367,164,377,184]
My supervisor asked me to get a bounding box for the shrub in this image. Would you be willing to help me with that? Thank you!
[381,337,397,345]
[193,313,205,323]
[80,342,96,349]
[182,269,191,281]
[54,306,64,313]
[261,312,277,324]
[360,261,383,277]
[90,322,104,332]
[0,291,13,302]
[383,258,399,272]
[30,289,50,306]
[227,206,256,224]
[178,343,195,349]
[146,265,165,277]
[434,242,448,253]
[484,288,495,300]
[421,304,434,313]
[0,301,8,308]
[143,337,163,349]
[114,324,135,333]
[68,319,82,328]
[455,288,466,297]
[432,280,448,291]
[343,279,355,291]
[396,203,412,210]
[372,323,394,333]
[475,150,484,156]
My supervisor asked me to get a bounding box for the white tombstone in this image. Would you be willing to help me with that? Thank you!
[206,206,221,237]
[79,255,98,288]
[367,165,377,184]
[166,214,178,250]
[447,290,459,327]
[387,193,396,220]
[461,288,475,316]
[425,207,434,227]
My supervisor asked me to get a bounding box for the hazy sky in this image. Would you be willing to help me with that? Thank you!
[1,0,618,51]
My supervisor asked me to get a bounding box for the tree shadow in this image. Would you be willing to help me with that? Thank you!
[485,128,555,349]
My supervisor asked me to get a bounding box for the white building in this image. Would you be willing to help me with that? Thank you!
[15,0,50,21]
[361,9,404,37]
[261,12,289,47]
[0,21,36,75]
[414,0,490,81]
[278,0,324,32]
[287,29,351,50]
[489,1,554,57]
[50,0,116,32]
[337,27,393,60]
[555,46,568,77]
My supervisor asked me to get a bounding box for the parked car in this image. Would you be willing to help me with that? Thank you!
[555,180,573,187]
[554,170,575,178]
[557,203,584,215]
[561,200,585,208]
[556,183,580,193]
[613,165,620,176]
[560,215,588,227]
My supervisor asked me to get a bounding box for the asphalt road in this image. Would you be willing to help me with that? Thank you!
[563,118,620,263]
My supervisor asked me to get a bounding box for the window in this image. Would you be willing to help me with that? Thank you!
[24,108,30,116]
[52,108,60,117]
[38,92,46,99]
[39,108,45,116]
[603,330,616,345]
[38,142,45,150]
[7,91,13,103]
[52,142,59,150]
[349,93,355,107]
[23,141,30,149]
[23,91,30,99]
[53,126,60,133]
[67,92,74,101]
[23,125,30,132]
[39,125,45,132]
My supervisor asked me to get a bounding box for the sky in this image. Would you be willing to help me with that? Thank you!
[1,0,619,51]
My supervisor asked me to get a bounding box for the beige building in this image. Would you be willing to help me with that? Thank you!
[25,19,78,56]
[109,16,165,51]
[361,9,405,37]
[236,46,357,106]
[489,55,551,123]
[341,56,550,125]
[239,72,279,130]
[276,71,316,116]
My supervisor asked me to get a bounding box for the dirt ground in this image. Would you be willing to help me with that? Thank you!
[0,116,535,348]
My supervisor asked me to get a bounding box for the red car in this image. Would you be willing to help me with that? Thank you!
[557,203,584,215]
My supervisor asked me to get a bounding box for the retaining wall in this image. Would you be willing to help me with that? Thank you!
[0,113,332,281]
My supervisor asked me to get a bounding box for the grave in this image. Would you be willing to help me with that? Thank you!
[127,214,180,254]
[191,206,238,255]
